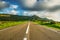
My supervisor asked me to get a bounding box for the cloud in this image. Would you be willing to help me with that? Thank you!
[23,11,38,16]
[19,0,47,11]
[18,0,60,11]
[48,5,60,12]
[45,11,60,22]
[10,5,18,9]
[23,10,60,22]
[10,10,17,15]
[23,11,46,18]
[0,2,19,14]
[0,1,10,9]
[46,0,60,7]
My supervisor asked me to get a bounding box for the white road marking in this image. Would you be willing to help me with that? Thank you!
[23,22,30,40]
[23,37,27,40]
[26,22,30,34]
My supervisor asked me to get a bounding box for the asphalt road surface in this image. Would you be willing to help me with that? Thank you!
[0,22,60,40]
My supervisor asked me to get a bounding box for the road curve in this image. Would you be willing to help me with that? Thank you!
[29,22,60,40]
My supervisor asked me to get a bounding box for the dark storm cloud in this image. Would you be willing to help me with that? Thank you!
[2,0,60,11]
[48,5,60,12]
[18,0,60,11]
[18,0,47,11]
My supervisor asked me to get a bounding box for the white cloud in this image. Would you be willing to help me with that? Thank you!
[23,11,38,16]
[10,5,18,9]
[2,1,6,4]
[10,10,17,15]
[45,11,60,22]
[45,0,60,7]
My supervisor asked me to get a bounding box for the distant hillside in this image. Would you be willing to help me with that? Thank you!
[0,14,55,22]
[31,15,51,21]
[0,14,31,21]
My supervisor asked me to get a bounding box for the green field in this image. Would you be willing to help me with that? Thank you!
[0,14,29,30]
[0,21,26,30]
[0,14,60,30]
[0,14,30,30]
[34,21,60,30]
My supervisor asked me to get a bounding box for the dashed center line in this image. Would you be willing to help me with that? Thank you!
[23,22,30,40]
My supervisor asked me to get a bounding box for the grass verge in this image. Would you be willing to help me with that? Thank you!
[0,21,26,30]
[34,21,60,30]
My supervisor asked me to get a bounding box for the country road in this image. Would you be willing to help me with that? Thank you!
[0,22,60,40]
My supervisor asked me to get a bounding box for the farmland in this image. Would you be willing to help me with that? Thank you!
[0,14,60,30]
[0,14,31,29]
[0,21,24,29]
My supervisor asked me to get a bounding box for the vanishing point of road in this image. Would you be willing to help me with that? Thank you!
[0,22,60,40]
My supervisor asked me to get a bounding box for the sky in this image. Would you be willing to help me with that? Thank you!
[0,0,60,22]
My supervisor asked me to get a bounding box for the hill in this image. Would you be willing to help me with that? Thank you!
[0,14,31,21]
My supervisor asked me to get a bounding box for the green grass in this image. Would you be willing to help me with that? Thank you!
[0,21,26,30]
[34,21,60,30]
